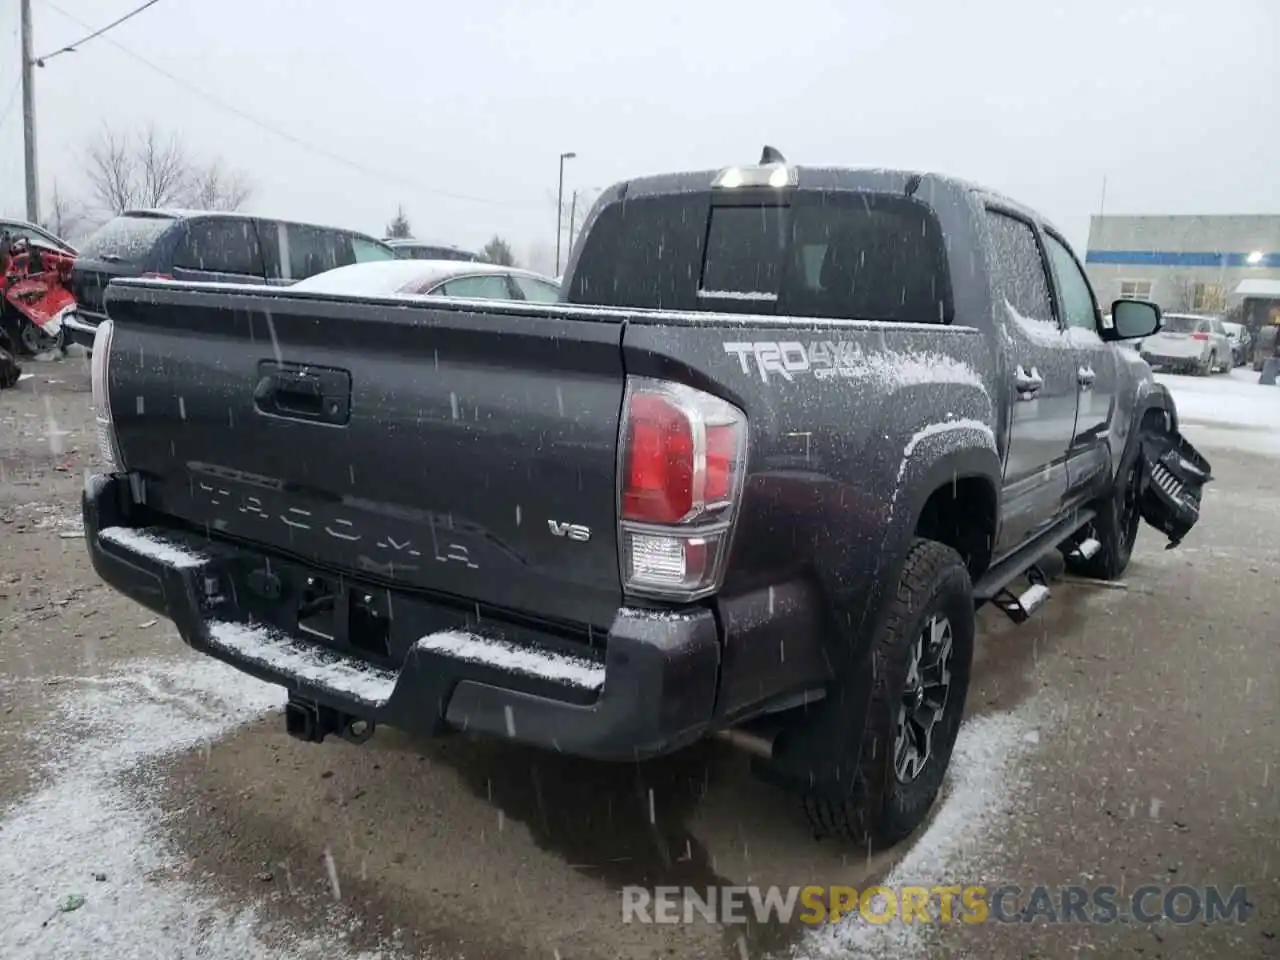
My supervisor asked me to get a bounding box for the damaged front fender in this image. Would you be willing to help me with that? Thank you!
[1136,415,1212,549]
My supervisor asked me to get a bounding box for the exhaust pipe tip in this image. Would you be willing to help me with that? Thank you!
[716,728,775,760]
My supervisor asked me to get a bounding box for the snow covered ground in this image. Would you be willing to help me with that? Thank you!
[0,659,402,960]
[1155,367,1280,457]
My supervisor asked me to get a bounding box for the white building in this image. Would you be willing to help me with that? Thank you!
[1084,215,1280,321]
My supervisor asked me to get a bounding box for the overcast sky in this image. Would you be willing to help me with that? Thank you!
[1,0,1276,268]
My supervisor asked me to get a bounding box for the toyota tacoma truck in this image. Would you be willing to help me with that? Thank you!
[81,150,1211,850]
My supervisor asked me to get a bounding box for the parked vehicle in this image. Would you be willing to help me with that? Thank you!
[385,239,483,263]
[291,260,560,302]
[0,217,78,256]
[0,230,77,356]
[82,151,1210,851]
[1221,320,1250,367]
[1139,312,1232,375]
[64,210,394,354]
[1254,323,1280,371]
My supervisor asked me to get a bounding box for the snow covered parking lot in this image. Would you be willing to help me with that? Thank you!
[1155,367,1280,457]
[2,360,1277,960]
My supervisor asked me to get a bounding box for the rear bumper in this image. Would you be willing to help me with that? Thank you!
[83,473,824,760]
[1140,351,1202,368]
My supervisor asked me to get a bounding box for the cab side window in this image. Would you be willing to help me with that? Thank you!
[1044,234,1100,333]
[984,210,1055,324]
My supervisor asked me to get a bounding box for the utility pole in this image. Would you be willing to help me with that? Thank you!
[567,190,578,260]
[555,151,576,275]
[21,0,41,224]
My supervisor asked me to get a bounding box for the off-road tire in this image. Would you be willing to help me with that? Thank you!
[802,538,975,850]
[1064,451,1142,580]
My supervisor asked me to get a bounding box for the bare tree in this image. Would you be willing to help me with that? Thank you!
[83,124,253,215]
[188,158,253,212]
[42,181,89,243]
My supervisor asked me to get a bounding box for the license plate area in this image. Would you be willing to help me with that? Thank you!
[294,574,391,661]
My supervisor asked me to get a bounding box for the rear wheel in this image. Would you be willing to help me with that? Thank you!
[1198,351,1216,376]
[1065,452,1142,580]
[801,539,974,850]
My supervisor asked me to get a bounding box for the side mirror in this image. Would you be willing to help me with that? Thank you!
[1104,298,1162,341]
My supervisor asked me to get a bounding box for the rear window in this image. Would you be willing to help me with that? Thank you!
[568,191,951,323]
[1162,316,1203,333]
[701,196,950,323]
[394,245,478,262]
[78,215,176,263]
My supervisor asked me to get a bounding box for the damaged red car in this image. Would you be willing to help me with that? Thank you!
[0,219,77,359]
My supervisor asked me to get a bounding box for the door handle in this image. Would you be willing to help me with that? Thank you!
[1014,365,1043,400]
[1077,366,1096,388]
[254,361,352,424]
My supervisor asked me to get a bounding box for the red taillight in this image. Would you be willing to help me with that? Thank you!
[704,424,737,503]
[618,378,747,600]
[140,272,174,280]
[1191,332,1209,341]
[623,393,694,524]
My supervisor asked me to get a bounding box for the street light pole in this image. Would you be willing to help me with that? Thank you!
[20,0,41,223]
[555,151,576,275]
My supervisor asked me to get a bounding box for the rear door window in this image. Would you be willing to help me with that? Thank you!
[78,214,176,264]
[172,218,264,276]
[983,210,1055,324]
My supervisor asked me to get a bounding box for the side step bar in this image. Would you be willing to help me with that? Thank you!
[973,507,1096,601]
[1068,537,1102,562]
[993,568,1051,624]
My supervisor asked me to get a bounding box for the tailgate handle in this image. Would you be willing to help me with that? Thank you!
[254,362,351,425]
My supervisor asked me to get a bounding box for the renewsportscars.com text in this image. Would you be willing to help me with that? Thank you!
[621,884,1252,926]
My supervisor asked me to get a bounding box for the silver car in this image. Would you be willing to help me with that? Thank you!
[1139,312,1233,376]
[288,259,561,303]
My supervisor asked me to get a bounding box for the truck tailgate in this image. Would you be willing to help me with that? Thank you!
[103,281,627,630]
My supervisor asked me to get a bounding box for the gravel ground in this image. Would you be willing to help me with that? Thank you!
[1,358,1276,959]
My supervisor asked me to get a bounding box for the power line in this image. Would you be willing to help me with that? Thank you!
[38,0,515,208]
[36,0,162,64]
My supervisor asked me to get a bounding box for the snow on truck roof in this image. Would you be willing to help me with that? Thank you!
[594,163,1069,245]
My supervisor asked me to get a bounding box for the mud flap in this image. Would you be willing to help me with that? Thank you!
[1137,428,1212,548]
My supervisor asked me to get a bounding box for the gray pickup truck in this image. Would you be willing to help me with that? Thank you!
[81,149,1210,850]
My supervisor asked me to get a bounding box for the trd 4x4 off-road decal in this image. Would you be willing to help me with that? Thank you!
[723,341,870,383]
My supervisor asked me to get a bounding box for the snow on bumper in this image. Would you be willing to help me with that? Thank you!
[81,473,725,760]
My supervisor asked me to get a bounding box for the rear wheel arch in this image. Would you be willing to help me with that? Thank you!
[899,447,1003,584]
